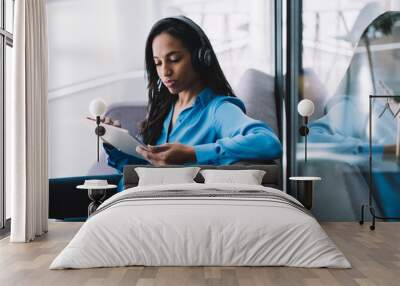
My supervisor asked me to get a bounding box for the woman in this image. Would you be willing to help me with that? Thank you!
[104,16,282,171]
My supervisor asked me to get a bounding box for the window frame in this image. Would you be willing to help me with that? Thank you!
[0,0,13,231]
[285,0,302,196]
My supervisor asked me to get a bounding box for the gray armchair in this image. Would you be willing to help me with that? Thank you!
[235,68,281,138]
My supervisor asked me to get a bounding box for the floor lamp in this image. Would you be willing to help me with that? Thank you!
[89,99,107,162]
[297,99,315,163]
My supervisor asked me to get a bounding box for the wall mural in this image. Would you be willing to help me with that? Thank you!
[47,1,279,182]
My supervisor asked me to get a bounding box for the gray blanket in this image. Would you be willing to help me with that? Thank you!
[91,189,309,218]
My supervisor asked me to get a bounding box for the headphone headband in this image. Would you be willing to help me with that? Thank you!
[150,15,213,70]
[167,16,208,47]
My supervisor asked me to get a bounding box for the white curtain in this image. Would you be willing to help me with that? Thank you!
[7,0,48,242]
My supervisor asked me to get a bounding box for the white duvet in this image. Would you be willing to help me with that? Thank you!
[50,183,351,269]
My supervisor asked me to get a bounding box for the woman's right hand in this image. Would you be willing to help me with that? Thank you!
[86,116,122,128]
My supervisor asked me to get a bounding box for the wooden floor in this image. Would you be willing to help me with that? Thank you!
[0,222,399,286]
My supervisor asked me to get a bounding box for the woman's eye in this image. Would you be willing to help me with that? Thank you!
[154,61,161,66]
[170,57,181,62]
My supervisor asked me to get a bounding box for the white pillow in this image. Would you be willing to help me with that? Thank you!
[135,167,201,186]
[200,169,266,185]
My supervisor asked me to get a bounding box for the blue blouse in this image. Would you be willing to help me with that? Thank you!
[157,87,282,164]
[105,87,282,171]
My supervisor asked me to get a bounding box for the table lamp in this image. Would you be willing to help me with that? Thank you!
[297,99,315,163]
[89,99,107,162]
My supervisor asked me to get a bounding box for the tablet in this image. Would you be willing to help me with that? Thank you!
[87,119,147,158]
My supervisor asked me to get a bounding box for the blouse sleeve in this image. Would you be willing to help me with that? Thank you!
[193,100,282,164]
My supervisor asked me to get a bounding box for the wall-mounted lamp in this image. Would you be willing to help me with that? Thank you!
[89,99,107,162]
[297,99,315,163]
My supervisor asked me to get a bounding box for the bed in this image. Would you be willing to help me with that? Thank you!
[50,165,350,269]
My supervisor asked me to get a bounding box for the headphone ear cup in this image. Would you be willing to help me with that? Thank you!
[199,47,213,68]
[192,47,213,70]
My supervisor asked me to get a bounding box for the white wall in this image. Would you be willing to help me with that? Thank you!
[47,0,154,177]
[47,0,153,90]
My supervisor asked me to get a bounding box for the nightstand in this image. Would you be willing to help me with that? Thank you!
[76,184,117,216]
[289,176,321,210]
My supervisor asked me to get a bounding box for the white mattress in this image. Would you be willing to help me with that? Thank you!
[50,183,351,269]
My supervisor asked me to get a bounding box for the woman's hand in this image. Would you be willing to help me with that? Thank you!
[136,143,196,166]
[86,116,122,128]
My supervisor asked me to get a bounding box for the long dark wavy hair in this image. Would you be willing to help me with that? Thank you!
[140,17,236,145]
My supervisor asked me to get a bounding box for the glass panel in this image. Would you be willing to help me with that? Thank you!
[300,1,400,221]
[6,0,14,33]
[5,44,11,220]
[47,0,277,178]
[0,0,3,30]
[282,0,287,74]
[0,37,4,228]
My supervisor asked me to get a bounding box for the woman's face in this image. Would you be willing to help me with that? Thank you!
[152,32,201,95]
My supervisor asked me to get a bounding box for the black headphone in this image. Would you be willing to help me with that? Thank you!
[160,15,214,70]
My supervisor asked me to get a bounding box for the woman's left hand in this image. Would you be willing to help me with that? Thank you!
[136,143,196,166]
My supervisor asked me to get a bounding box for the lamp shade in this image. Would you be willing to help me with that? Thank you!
[89,99,107,117]
[297,99,315,117]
